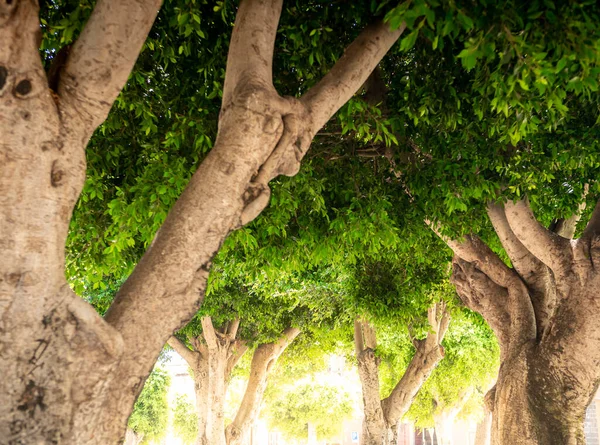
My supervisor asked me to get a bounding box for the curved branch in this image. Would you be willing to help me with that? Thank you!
[504,198,571,274]
[225,327,300,445]
[225,339,248,377]
[382,305,449,424]
[167,336,197,367]
[487,203,556,337]
[582,198,600,241]
[301,20,405,134]
[222,0,283,104]
[60,0,162,133]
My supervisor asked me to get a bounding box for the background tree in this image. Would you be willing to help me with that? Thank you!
[264,381,355,443]
[404,314,500,445]
[126,367,171,445]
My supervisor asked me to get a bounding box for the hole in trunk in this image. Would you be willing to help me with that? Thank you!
[0,66,7,90]
[15,79,32,96]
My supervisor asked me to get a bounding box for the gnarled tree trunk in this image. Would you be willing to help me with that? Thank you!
[355,304,449,445]
[438,197,600,445]
[1,0,404,442]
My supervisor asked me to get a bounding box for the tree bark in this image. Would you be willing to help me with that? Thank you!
[169,317,248,445]
[1,0,403,442]
[440,198,600,445]
[226,327,300,445]
[355,306,449,445]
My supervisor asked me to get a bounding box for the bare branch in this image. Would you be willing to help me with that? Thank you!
[167,336,197,367]
[60,0,162,132]
[226,327,299,444]
[504,198,571,273]
[301,20,405,134]
[201,316,218,349]
[428,218,514,289]
[222,0,283,104]
[227,318,241,340]
[582,198,600,241]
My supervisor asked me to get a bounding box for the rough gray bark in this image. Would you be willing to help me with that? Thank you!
[355,305,449,445]
[1,0,403,442]
[225,327,300,445]
[439,198,600,445]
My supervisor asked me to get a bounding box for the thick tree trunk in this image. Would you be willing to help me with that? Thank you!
[442,199,600,445]
[2,0,403,442]
[226,328,300,445]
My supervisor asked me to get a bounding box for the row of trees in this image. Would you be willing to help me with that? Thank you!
[2,0,600,444]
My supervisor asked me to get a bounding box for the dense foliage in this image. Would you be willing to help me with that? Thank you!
[265,381,355,441]
[128,367,171,444]
[173,394,199,445]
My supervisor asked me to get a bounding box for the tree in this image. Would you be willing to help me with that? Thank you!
[330,2,600,444]
[355,303,449,445]
[0,1,405,443]
[264,381,354,443]
[432,198,600,445]
[167,315,299,445]
[405,313,499,445]
[126,367,171,445]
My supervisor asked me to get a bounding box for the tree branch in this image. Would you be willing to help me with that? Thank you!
[354,319,365,356]
[201,316,219,349]
[167,336,197,367]
[227,318,241,340]
[222,0,283,105]
[428,217,514,289]
[60,0,162,133]
[301,20,405,134]
[383,304,449,424]
[582,198,600,241]
[225,327,300,445]
[504,198,571,274]
[487,202,556,337]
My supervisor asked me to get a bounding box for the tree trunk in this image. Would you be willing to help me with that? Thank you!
[355,308,449,445]
[442,199,600,445]
[2,0,403,442]
[226,328,300,445]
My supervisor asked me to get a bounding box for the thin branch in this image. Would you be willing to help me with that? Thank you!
[60,0,162,132]
[554,184,589,239]
[227,318,241,340]
[201,316,218,349]
[354,319,365,356]
[167,336,197,367]
[582,198,600,241]
[301,20,405,134]
[222,0,283,104]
